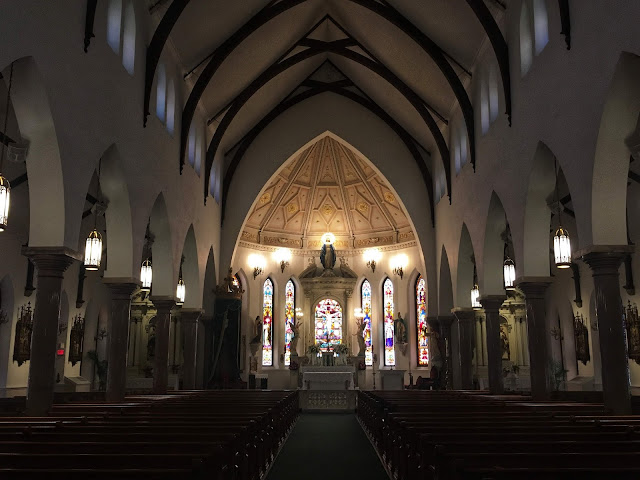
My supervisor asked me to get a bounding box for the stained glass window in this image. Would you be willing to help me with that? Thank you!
[284,280,295,366]
[262,278,273,366]
[416,275,429,366]
[361,280,373,366]
[232,274,240,289]
[383,278,395,366]
[315,299,342,351]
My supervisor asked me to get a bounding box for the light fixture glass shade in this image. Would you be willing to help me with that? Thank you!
[248,253,266,271]
[554,226,571,268]
[0,174,10,231]
[273,248,292,264]
[363,248,382,264]
[84,229,103,271]
[176,278,185,305]
[140,258,153,292]
[471,284,481,309]
[322,232,336,245]
[391,253,408,271]
[503,257,516,290]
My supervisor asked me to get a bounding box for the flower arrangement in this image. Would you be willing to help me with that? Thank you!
[334,343,349,355]
[289,360,299,371]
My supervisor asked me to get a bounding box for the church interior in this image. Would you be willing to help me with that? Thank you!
[1,1,640,478]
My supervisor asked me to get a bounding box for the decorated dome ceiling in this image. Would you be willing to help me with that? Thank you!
[242,136,415,250]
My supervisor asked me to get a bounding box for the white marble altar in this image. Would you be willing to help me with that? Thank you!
[303,371,354,390]
[379,369,406,390]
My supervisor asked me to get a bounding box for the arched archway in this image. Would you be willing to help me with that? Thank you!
[180,225,200,309]
[481,192,510,295]
[592,52,640,245]
[222,96,437,315]
[148,193,174,296]
[5,57,66,247]
[439,245,454,315]
[455,223,475,307]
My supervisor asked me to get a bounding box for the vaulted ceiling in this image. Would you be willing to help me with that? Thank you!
[144,0,513,215]
[242,135,414,249]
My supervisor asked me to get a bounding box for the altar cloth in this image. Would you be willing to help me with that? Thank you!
[302,371,354,390]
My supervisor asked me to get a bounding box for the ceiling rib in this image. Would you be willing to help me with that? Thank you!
[221,80,434,227]
[204,33,449,208]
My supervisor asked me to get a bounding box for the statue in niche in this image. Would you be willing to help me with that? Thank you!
[355,318,366,357]
[500,322,511,360]
[320,239,336,271]
[395,312,408,344]
[250,316,261,344]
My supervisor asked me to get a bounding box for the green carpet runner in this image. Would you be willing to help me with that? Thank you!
[267,413,389,479]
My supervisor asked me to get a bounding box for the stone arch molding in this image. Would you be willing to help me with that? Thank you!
[223,93,437,315]
[4,57,66,247]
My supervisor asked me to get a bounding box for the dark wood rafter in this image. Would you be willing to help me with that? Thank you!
[465,0,512,126]
[178,0,307,170]
[346,0,474,170]
[143,0,191,127]
[84,0,98,53]
[8,173,27,189]
[222,82,434,227]
[204,38,448,207]
[558,0,571,50]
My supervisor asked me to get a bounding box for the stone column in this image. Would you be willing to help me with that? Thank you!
[104,279,139,402]
[438,315,454,389]
[480,318,488,365]
[181,309,202,390]
[22,247,80,416]
[515,277,552,400]
[150,297,176,394]
[479,296,506,394]
[452,308,476,390]
[577,246,633,414]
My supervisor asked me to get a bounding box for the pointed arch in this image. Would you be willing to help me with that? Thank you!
[166,77,175,134]
[416,274,428,366]
[284,279,296,366]
[456,222,476,307]
[156,63,167,123]
[7,57,66,247]
[361,278,373,366]
[107,0,122,54]
[592,52,640,245]
[180,225,200,309]
[100,144,134,278]
[382,277,395,366]
[262,277,274,366]
[148,193,174,296]
[520,2,533,76]
[122,1,136,75]
[533,0,549,55]
[439,245,454,314]
[482,192,509,295]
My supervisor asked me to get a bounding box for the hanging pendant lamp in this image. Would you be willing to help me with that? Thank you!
[176,256,185,305]
[552,158,571,268]
[84,160,103,271]
[0,63,14,232]
[503,257,516,290]
[471,263,481,309]
[140,258,152,292]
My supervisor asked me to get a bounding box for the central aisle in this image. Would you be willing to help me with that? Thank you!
[267,413,389,480]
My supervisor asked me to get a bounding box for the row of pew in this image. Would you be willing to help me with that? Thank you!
[0,390,298,479]
[358,390,640,480]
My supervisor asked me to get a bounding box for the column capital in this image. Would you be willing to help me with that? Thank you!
[104,278,140,299]
[21,246,80,276]
[426,316,440,330]
[437,315,455,328]
[575,245,634,273]
[479,295,506,312]
[451,307,476,324]
[515,277,553,299]
[150,296,176,314]
[180,308,203,324]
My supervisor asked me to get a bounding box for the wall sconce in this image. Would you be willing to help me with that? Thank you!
[273,248,291,273]
[363,248,381,273]
[390,253,408,279]
[354,307,364,321]
[295,307,303,319]
[248,253,266,279]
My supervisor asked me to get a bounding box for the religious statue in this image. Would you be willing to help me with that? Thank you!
[320,240,336,271]
[500,322,510,360]
[394,312,408,344]
[355,318,366,357]
[251,315,261,344]
[290,320,302,356]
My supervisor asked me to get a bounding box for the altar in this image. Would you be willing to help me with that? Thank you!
[298,365,357,412]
